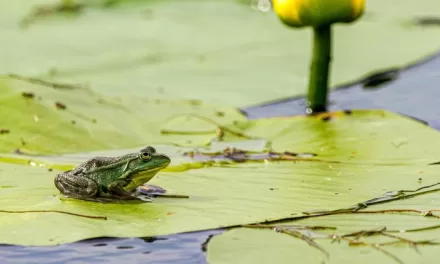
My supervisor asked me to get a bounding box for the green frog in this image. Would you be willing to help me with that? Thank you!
[54,146,171,203]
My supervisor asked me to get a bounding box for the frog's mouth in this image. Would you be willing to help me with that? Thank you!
[135,164,168,175]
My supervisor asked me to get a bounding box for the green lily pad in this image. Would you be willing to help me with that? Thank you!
[231,110,440,165]
[207,194,440,264]
[1,0,440,107]
[0,75,245,154]
[1,110,440,246]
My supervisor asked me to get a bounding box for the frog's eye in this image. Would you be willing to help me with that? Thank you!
[139,152,151,161]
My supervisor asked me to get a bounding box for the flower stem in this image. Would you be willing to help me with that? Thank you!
[306,25,331,114]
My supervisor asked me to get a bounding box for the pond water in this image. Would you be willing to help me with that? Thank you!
[2,52,439,263]
[244,52,440,130]
[0,230,223,264]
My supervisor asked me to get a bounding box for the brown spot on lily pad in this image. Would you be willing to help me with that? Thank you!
[188,99,202,106]
[21,92,35,99]
[55,102,66,110]
[215,111,225,117]
[321,116,331,122]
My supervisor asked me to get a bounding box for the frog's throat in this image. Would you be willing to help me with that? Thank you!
[123,164,168,192]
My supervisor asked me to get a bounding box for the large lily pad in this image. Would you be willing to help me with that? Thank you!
[0,0,440,107]
[207,193,440,264]
[1,110,440,246]
[206,110,440,263]
[0,75,245,154]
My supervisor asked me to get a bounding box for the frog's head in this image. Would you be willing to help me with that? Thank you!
[122,146,171,192]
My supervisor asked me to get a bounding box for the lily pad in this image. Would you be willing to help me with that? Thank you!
[1,0,440,107]
[0,75,245,154]
[1,110,440,246]
[207,195,440,264]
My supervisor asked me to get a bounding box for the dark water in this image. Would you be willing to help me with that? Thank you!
[244,52,440,130]
[0,230,222,264]
[2,52,440,263]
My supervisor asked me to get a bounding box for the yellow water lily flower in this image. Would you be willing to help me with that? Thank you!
[273,0,365,28]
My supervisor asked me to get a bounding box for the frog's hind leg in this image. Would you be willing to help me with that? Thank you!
[54,173,99,199]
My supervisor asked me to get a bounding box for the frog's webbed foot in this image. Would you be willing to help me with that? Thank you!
[134,194,155,202]
[136,184,167,195]
[55,172,98,198]
[133,184,167,201]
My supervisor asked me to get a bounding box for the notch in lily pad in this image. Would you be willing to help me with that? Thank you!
[273,0,365,114]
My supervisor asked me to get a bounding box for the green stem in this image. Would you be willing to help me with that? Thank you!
[306,25,332,114]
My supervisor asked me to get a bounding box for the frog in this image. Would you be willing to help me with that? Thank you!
[54,146,171,203]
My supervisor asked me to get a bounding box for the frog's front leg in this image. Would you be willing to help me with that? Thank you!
[55,172,99,199]
[107,180,139,200]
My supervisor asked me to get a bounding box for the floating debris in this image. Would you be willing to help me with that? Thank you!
[362,69,399,88]
[8,74,84,90]
[414,16,440,26]
[183,147,322,164]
